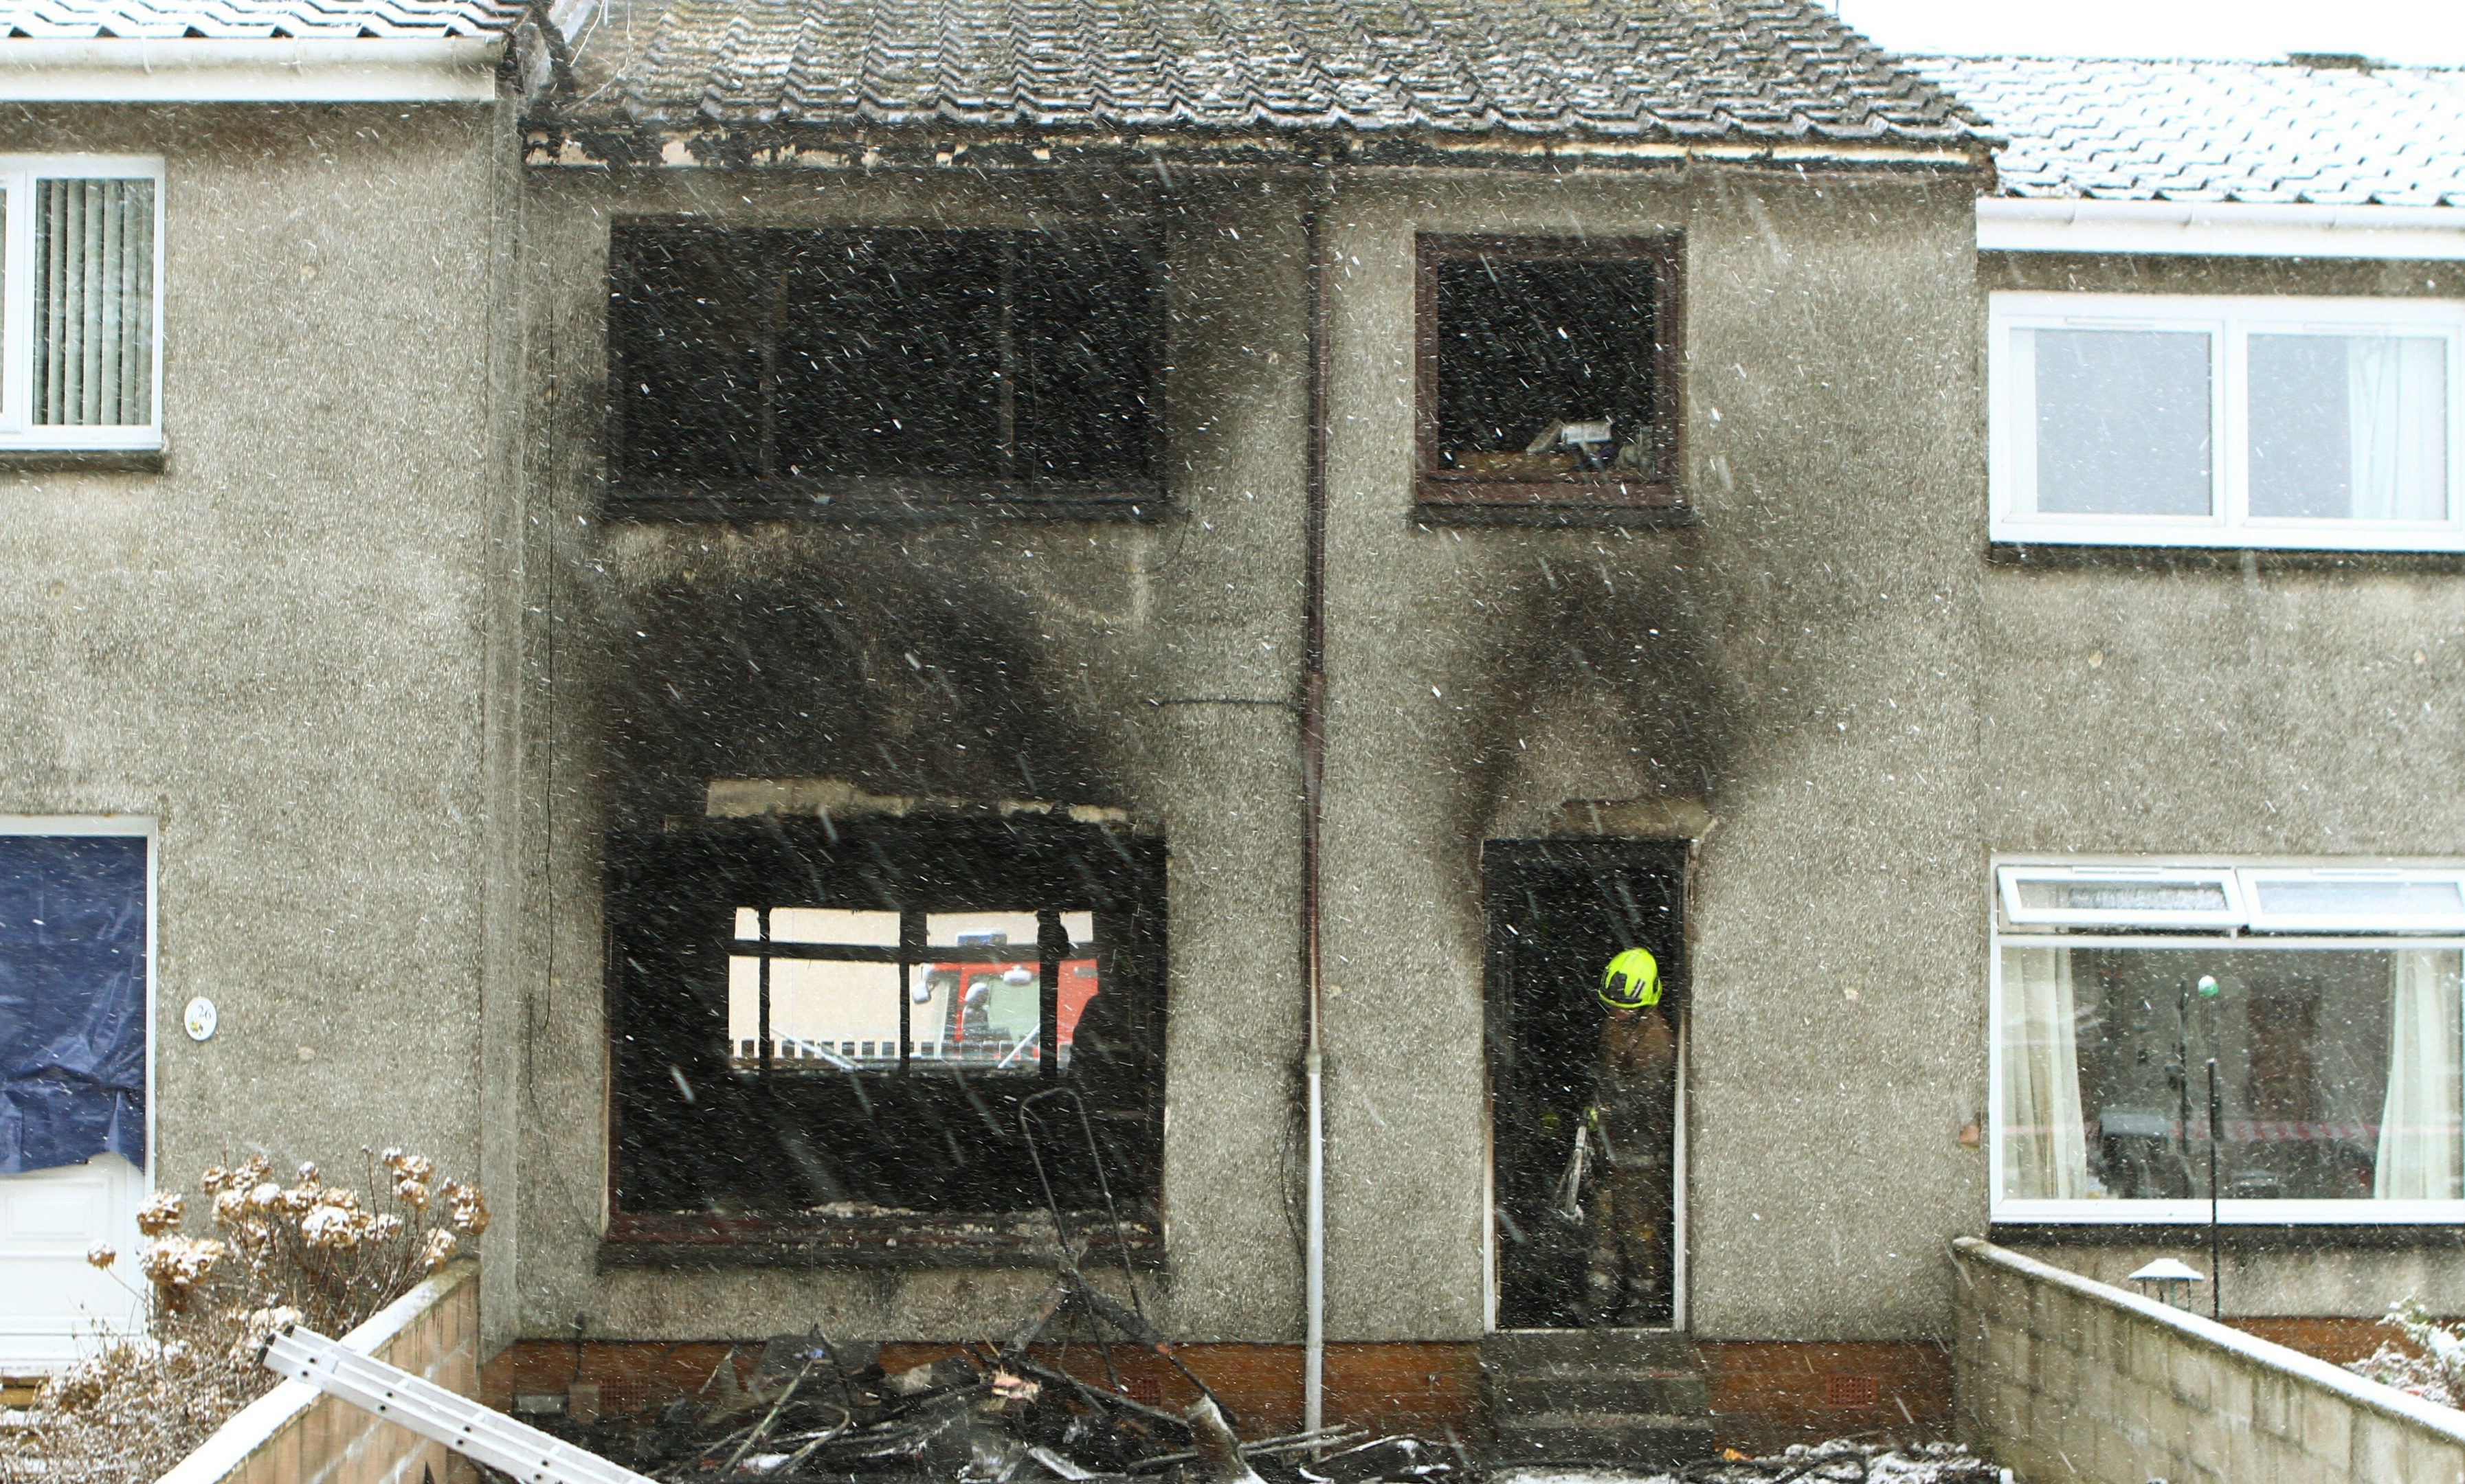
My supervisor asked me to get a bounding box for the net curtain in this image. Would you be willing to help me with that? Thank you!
[2346,335,2446,522]
[2376,948,2464,1200]
[0,835,147,1175]
[2000,944,2088,1200]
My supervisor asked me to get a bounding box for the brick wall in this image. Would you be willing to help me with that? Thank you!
[484,1338,1482,1437]
[1699,1340,1952,1452]
[1952,1237,2465,1483]
[160,1260,483,1484]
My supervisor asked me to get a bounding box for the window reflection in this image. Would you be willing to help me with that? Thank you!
[727,905,1100,1075]
[2000,945,2464,1204]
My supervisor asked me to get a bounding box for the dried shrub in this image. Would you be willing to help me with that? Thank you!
[3,1149,487,1483]
[2347,1298,2465,1407]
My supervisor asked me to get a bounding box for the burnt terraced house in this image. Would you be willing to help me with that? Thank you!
[5,0,2465,1458]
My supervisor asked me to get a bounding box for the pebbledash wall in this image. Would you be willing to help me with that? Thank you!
[497,153,2465,1426]
[1979,246,2465,1322]
[1952,1238,2465,1483]
[511,150,1994,1364]
[16,41,2465,1453]
[0,89,530,1334]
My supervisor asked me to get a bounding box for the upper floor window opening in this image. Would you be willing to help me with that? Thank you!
[0,157,162,453]
[608,225,1165,513]
[1416,234,1681,516]
[1990,292,2465,551]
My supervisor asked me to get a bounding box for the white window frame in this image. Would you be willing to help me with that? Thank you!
[1996,862,2245,930]
[0,155,164,451]
[1989,292,2465,552]
[1990,855,2465,1225]
[2240,867,2465,934]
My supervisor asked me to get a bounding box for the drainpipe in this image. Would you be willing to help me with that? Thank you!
[1301,167,1330,1438]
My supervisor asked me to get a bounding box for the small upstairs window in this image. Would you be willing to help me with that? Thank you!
[1416,234,1681,515]
[1992,292,2464,550]
[609,226,1163,513]
[0,158,162,453]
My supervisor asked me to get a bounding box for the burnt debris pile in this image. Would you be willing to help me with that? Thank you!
[499,1085,1477,1483]
[504,1325,1464,1484]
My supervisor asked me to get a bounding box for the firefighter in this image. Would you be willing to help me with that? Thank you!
[1585,947,1677,1326]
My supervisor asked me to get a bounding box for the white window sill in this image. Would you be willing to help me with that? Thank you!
[1993,1199,2465,1225]
[1992,520,2465,554]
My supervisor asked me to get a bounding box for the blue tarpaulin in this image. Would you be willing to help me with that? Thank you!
[0,834,146,1174]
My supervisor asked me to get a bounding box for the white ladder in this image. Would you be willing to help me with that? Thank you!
[260,1324,662,1484]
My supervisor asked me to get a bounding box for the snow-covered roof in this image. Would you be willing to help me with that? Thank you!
[0,0,520,40]
[1911,54,2465,208]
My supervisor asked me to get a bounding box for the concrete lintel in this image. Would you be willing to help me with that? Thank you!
[1544,796,1715,840]
[704,776,1133,827]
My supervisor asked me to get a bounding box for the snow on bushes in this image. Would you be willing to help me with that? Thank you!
[1,1148,486,1484]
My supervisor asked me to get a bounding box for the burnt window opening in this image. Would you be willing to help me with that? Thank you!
[605,816,1165,1254]
[1416,235,1682,515]
[609,226,1165,511]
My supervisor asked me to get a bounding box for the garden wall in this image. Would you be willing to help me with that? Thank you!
[159,1260,481,1484]
[1952,1237,2465,1483]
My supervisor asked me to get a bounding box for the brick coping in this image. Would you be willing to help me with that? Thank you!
[1952,1235,2465,1444]
[155,1259,480,1484]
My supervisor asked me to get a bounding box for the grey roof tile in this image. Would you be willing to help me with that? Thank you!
[1908,54,2465,207]
[557,0,1981,144]
[0,0,518,36]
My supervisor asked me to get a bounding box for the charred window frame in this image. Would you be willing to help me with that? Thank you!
[607,225,1166,516]
[604,816,1167,1263]
[1416,234,1683,517]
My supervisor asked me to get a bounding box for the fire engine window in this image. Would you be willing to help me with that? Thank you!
[1416,236,1680,513]
[606,816,1164,1226]
[926,910,1043,947]
[609,226,1163,510]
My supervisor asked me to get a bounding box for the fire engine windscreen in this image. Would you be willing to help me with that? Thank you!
[728,908,1097,1074]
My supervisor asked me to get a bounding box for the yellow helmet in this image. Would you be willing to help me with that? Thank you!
[1600,947,1661,1011]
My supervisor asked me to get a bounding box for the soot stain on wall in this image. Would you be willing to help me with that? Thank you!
[593,535,1124,824]
[1466,539,1735,834]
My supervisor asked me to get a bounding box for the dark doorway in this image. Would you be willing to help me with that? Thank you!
[1485,838,1685,1330]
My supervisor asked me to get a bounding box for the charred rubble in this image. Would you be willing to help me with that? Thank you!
[483,1097,1998,1484]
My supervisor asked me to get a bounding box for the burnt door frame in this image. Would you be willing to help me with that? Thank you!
[1481,835,1688,1332]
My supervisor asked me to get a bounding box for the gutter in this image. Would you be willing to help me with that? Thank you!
[1978,196,2465,260]
[524,126,1988,175]
[0,38,504,104]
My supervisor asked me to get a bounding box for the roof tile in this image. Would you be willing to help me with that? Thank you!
[0,0,517,36]
[560,0,1981,144]
[1909,55,2465,207]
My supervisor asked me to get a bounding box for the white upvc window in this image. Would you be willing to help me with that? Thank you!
[0,156,163,451]
[1996,863,2244,930]
[1991,857,2465,1225]
[1990,292,2465,551]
